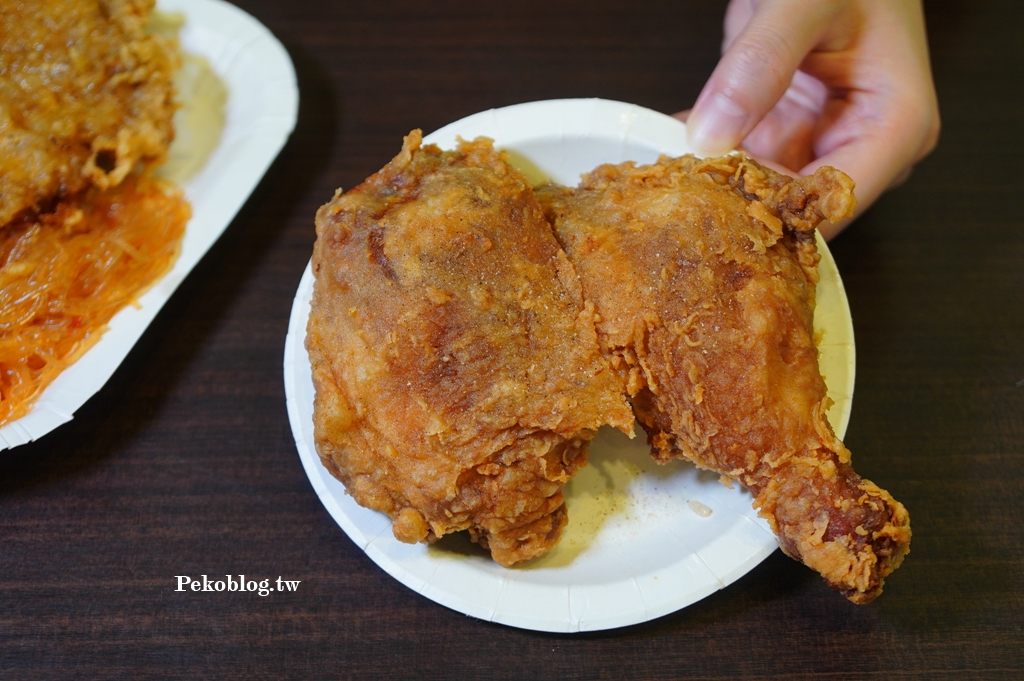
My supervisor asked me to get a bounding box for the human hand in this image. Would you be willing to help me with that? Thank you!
[678,0,940,239]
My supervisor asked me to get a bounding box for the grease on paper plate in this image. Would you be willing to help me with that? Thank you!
[154,12,228,184]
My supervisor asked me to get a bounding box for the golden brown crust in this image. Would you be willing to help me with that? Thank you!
[307,131,633,566]
[538,153,909,601]
[0,0,177,226]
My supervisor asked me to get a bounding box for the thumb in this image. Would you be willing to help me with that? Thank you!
[687,0,843,157]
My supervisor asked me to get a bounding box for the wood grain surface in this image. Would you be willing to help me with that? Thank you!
[2,0,1022,678]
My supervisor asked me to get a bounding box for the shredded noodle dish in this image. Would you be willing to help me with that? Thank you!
[0,178,190,425]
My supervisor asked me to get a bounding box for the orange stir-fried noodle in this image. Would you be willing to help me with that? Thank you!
[0,175,190,426]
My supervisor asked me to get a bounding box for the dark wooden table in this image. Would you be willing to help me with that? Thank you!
[3,0,1022,678]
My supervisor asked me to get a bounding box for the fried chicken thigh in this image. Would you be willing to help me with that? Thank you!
[0,0,177,226]
[308,131,632,566]
[537,154,910,601]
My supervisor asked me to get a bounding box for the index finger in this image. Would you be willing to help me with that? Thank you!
[687,0,845,156]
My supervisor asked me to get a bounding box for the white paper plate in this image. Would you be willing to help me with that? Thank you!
[284,99,855,632]
[0,0,298,450]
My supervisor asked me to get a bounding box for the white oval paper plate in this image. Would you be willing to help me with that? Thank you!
[0,0,298,450]
[284,99,855,632]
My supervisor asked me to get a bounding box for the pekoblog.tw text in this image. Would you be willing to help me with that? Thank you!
[175,575,300,597]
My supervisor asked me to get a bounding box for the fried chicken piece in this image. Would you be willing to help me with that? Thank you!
[0,0,177,226]
[307,131,633,566]
[537,154,910,601]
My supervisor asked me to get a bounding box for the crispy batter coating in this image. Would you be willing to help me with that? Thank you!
[0,0,177,226]
[308,131,633,566]
[537,154,911,601]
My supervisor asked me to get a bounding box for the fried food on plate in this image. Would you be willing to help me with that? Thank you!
[0,0,185,428]
[307,131,633,566]
[0,0,177,226]
[537,154,910,602]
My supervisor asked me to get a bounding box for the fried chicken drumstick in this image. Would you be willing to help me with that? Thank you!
[308,132,632,566]
[537,154,910,602]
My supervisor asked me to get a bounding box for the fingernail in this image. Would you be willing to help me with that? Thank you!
[687,93,749,157]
